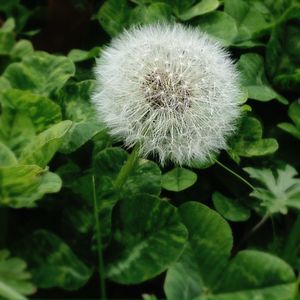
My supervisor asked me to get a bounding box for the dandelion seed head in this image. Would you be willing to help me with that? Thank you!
[92,23,241,165]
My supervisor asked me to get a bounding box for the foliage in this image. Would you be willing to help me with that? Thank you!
[278,101,300,139]
[212,192,251,222]
[162,168,198,192]
[244,164,300,215]
[0,0,300,299]
[0,250,35,300]
[164,203,296,300]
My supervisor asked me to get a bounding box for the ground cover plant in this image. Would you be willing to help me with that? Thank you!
[0,0,300,299]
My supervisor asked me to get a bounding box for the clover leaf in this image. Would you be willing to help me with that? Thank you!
[228,116,278,163]
[278,101,300,139]
[164,202,296,300]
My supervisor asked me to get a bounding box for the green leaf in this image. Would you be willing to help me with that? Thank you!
[59,80,97,123]
[0,31,14,55]
[58,80,104,153]
[67,47,101,63]
[213,250,295,300]
[278,101,300,139]
[164,202,233,300]
[189,156,216,169]
[244,164,300,214]
[96,0,131,36]
[60,122,104,154]
[63,147,162,243]
[224,0,273,43]
[10,40,34,60]
[63,197,94,236]
[14,230,92,290]
[0,2,30,32]
[142,294,158,300]
[129,3,173,25]
[238,86,249,104]
[106,194,188,284]
[178,202,233,286]
[162,167,197,192]
[1,89,62,133]
[228,117,278,163]
[0,108,36,155]
[0,18,15,56]
[93,147,162,239]
[196,11,238,47]
[68,173,94,203]
[280,100,300,126]
[19,120,72,167]
[278,123,300,139]
[0,249,35,300]
[281,212,300,266]
[0,18,15,32]
[212,192,250,222]
[0,142,17,166]
[94,147,162,198]
[3,52,75,96]
[266,24,300,92]
[0,165,61,208]
[0,77,11,90]
[237,53,287,104]
[263,0,295,20]
[164,202,296,300]
[274,71,300,92]
[58,167,94,237]
[178,0,220,21]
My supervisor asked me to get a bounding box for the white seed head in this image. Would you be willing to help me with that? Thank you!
[92,23,241,165]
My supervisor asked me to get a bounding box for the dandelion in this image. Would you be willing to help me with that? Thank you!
[92,23,240,165]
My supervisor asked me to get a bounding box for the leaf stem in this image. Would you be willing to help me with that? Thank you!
[282,214,300,262]
[92,175,106,300]
[114,145,140,190]
[233,214,269,254]
[215,159,256,191]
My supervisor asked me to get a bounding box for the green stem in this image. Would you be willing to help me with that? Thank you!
[215,159,256,191]
[270,215,277,242]
[92,175,106,300]
[233,214,269,254]
[114,145,140,190]
[282,214,300,262]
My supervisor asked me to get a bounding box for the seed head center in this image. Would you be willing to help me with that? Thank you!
[142,69,192,111]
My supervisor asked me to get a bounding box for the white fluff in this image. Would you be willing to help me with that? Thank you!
[92,23,241,165]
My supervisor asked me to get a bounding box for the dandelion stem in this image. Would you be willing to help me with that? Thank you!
[215,159,256,191]
[114,145,140,190]
[92,174,106,300]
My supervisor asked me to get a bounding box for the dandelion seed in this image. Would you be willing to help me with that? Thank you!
[92,23,241,165]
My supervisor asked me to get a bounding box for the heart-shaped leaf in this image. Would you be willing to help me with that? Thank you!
[164,202,296,300]
[106,194,188,284]
[13,230,92,291]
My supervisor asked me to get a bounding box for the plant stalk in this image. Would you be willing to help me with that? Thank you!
[282,214,300,262]
[92,175,106,300]
[114,145,140,190]
[233,214,269,254]
[215,159,256,191]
